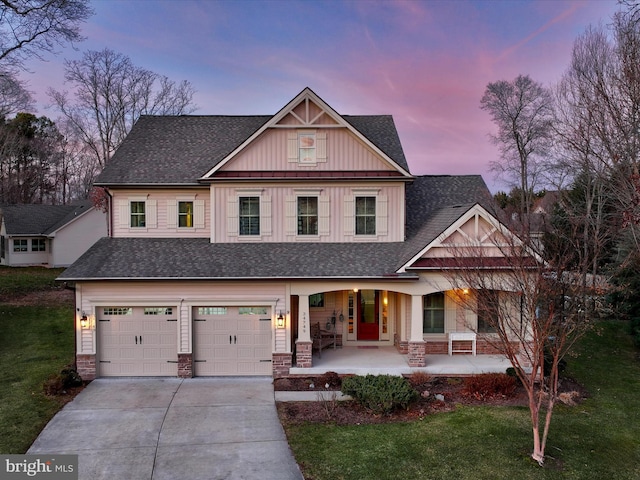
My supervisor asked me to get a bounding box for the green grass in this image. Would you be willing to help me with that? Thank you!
[0,266,66,298]
[0,267,75,453]
[283,320,640,479]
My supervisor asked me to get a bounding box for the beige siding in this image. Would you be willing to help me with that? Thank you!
[223,129,399,172]
[212,182,405,243]
[111,189,210,238]
[76,281,288,356]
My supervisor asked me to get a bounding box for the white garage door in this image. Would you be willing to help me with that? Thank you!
[193,306,272,376]
[98,306,178,376]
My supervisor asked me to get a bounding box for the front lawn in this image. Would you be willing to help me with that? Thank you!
[0,267,75,454]
[282,320,640,479]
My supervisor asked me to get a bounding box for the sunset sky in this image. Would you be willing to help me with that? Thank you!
[22,0,622,192]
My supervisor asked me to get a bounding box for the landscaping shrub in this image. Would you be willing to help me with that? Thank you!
[43,366,83,396]
[341,374,418,414]
[407,371,433,389]
[318,371,342,389]
[462,373,517,400]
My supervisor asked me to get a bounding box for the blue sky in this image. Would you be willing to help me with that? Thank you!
[23,0,621,192]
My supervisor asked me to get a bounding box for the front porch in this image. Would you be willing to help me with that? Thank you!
[289,346,512,376]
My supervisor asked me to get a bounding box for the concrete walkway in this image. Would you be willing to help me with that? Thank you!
[28,378,304,480]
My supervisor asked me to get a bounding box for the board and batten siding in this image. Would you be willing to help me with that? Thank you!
[75,281,288,356]
[111,189,210,238]
[212,182,405,243]
[222,128,399,172]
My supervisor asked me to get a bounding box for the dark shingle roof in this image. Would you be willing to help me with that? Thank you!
[59,176,493,281]
[57,238,415,281]
[1,202,93,235]
[95,116,271,185]
[95,114,410,185]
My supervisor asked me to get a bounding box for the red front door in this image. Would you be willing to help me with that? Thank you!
[357,290,379,340]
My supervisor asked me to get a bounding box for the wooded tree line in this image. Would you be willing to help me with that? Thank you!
[0,1,196,205]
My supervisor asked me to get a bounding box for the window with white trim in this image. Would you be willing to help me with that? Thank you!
[344,192,388,238]
[423,292,445,334]
[31,238,46,252]
[239,197,260,236]
[355,196,376,235]
[13,239,27,252]
[287,130,327,165]
[130,201,146,228]
[178,201,193,228]
[298,196,318,235]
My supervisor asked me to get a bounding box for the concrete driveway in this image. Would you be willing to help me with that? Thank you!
[28,377,304,480]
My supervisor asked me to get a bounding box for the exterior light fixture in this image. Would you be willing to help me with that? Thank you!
[462,288,470,295]
[80,315,88,329]
[277,312,285,328]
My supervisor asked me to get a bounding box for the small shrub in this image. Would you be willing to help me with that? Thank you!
[462,373,517,400]
[43,367,82,396]
[341,374,418,414]
[318,371,342,389]
[407,371,432,389]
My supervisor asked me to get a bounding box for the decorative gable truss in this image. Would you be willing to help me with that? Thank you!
[399,204,538,272]
[200,87,412,178]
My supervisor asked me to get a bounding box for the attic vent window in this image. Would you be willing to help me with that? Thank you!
[299,132,316,163]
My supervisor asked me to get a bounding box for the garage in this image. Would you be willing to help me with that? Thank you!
[193,306,272,375]
[98,306,178,376]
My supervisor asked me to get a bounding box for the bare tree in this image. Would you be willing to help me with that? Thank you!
[440,216,593,466]
[0,73,32,118]
[0,0,93,71]
[481,75,554,222]
[48,48,197,169]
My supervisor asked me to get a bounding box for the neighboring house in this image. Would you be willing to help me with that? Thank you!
[60,88,523,380]
[0,202,108,268]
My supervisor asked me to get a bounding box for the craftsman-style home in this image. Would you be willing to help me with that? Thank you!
[60,88,518,380]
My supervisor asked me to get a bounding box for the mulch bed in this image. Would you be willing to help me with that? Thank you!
[275,374,588,426]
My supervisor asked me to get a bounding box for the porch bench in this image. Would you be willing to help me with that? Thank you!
[311,322,336,358]
[448,332,477,355]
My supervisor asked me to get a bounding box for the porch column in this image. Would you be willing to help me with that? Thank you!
[295,294,312,368]
[408,294,426,367]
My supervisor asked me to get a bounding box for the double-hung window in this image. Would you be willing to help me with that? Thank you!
[297,196,318,235]
[477,290,498,333]
[130,201,146,228]
[355,196,376,235]
[178,201,193,228]
[239,197,260,236]
[423,292,445,334]
[32,239,46,252]
[13,239,27,252]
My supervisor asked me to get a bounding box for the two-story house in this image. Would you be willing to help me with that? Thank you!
[60,88,521,380]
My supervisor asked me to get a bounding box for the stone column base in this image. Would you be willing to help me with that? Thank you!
[295,341,312,368]
[272,353,292,377]
[178,353,193,378]
[76,354,96,381]
[408,341,426,367]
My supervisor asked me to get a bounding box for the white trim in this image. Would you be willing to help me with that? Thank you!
[397,203,541,273]
[199,87,413,178]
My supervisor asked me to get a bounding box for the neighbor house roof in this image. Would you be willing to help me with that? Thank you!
[1,202,94,236]
[58,176,494,281]
[94,114,409,186]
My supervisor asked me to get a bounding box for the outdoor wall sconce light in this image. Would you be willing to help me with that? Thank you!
[277,311,285,328]
[80,315,88,329]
